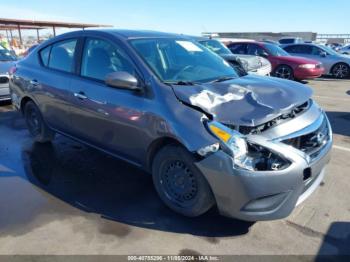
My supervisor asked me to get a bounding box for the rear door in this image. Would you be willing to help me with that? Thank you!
[32,38,79,133]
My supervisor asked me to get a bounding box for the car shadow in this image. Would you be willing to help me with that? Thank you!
[316,222,350,258]
[21,140,253,238]
[325,111,350,137]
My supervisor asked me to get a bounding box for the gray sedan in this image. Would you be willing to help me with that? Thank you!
[10,29,332,221]
[283,43,350,78]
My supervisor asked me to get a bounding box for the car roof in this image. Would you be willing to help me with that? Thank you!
[283,43,319,47]
[52,29,186,40]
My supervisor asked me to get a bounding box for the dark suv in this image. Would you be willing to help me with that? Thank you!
[9,30,332,221]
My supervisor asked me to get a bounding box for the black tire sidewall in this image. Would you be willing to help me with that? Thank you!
[24,101,54,143]
[152,145,215,217]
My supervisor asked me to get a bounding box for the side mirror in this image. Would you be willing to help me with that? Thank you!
[105,71,141,91]
[320,51,327,57]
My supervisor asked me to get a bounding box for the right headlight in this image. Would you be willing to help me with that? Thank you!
[205,121,291,171]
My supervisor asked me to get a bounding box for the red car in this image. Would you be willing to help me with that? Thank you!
[227,42,324,80]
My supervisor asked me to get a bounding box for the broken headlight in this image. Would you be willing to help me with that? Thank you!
[206,121,290,171]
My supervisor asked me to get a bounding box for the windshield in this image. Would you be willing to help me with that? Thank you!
[130,38,238,83]
[198,39,232,55]
[264,43,290,57]
[320,45,340,56]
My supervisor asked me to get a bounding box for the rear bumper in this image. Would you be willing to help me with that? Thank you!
[294,67,325,80]
[195,108,332,221]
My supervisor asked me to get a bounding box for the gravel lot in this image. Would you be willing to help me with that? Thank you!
[0,78,349,256]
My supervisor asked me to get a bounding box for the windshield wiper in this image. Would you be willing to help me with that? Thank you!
[165,80,198,86]
[209,76,236,83]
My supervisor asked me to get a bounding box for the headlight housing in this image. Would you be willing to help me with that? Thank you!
[299,64,316,69]
[205,121,290,171]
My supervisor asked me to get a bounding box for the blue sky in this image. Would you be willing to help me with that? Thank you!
[1,0,349,35]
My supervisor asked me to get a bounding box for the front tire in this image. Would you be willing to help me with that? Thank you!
[273,65,294,80]
[24,101,55,143]
[152,145,215,217]
[331,63,350,79]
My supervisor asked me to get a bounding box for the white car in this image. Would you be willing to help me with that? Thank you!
[0,44,16,101]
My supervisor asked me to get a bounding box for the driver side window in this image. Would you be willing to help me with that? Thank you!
[81,38,135,81]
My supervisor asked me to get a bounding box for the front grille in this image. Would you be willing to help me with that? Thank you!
[282,115,330,158]
[0,76,9,84]
[233,100,311,135]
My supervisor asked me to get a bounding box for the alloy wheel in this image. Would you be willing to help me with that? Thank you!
[275,66,293,79]
[333,64,349,78]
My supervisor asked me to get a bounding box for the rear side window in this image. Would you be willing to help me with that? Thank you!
[47,39,77,72]
[40,46,51,66]
[228,43,246,54]
[279,39,294,44]
[284,45,311,54]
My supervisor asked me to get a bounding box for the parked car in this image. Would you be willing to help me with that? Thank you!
[283,43,350,78]
[326,43,342,52]
[0,44,17,101]
[279,37,303,46]
[195,38,271,76]
[338,44,350,55]
[227,42,324,80]
[10,30,332,221]
[261,39,280,45]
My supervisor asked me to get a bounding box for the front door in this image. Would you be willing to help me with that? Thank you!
[69,37,148,164]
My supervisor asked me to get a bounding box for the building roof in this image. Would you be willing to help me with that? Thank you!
[0,18,111,28]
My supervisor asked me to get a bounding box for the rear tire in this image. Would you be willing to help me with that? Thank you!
[24,101,55,143]
[152,145,215,217]
[273,65,294,80]
[331,63,350,79]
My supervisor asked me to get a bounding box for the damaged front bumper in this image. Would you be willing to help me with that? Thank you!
[195,102,332,221]
[248,64,272,76]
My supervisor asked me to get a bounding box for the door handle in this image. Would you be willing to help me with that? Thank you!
[74,92,88,100]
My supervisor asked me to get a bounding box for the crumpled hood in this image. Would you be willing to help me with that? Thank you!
[172,75,313,126]
[235,54,270,70]
[220,54,269,71]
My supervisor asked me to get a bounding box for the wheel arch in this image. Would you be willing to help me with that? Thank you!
[20,96,35,114]
[146,136,192,172]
